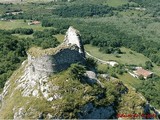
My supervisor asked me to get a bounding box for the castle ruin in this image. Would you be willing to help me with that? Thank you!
[27,26,86,80]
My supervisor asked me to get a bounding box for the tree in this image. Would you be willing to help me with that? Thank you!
[86,57,97,68]
[68,64,86,80]
[145,61,153,70]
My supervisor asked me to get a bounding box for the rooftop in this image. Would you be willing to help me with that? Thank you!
[134,68,153,78]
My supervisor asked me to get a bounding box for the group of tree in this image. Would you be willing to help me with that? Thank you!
[0,29,60,89]
[129,0,160,17]
[99,46,122,54]
[136,77,160,109]
[10,28,34,35]
[53,4,114,17]
[41,18,160,65]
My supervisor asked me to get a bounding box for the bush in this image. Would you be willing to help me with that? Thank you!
[86,57,97,69]
[68,64,86,80]
[11,28,34,35]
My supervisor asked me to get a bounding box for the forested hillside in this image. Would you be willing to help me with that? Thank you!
[0,29,60,90]
[129,0,160,16]
[0,0,160,116]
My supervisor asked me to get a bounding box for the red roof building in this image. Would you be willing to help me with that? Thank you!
[32,21,40,24]
[133,68,153,79]
[28,21,40,25]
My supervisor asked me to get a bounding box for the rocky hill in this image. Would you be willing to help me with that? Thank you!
[0,26,149,119]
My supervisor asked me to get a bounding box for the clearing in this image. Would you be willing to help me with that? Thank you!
[85,44,160,75]
[0,20,50,30]
[85,44,150,66]
[0,0,54,3]
[54,34,65,43]
[104,0,129,7]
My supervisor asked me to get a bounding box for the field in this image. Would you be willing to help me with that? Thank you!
[85,44,160,75]
[118,73,142,88]
[85,44,150,66]
[0,20,50,30]
[0,0,54,3]
[12,34,33,38]
[54,34,65,43]
[104,0,129,7]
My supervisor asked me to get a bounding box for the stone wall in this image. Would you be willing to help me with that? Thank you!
[28,45,85,80]
[64,26,85,57]
[27,26,86,80]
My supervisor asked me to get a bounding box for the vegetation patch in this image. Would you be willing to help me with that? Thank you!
[28,44,69,57]
[53,4,114,17]
[105,0,129,7]
[85,45,150,66]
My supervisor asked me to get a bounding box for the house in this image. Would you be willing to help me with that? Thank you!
[28,21,40,25]
[133,67,153,79]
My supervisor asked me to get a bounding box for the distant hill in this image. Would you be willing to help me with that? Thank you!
[0,0,56,3]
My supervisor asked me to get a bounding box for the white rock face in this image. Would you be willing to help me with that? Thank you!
[13,107,25,119]
[0,26,117,119]
[1,80,10,100]
[15,63,61,100]
[24,26,85,85]
[1,26,85,102]
[64,26,85,56]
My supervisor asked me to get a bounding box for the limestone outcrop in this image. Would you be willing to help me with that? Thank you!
[0,26,119,119]
[0,26,86,104]
[0,26,149,119]
[27,26,85,81]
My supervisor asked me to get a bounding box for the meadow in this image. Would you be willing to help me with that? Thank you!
[85,44,160,75]
[104,0,129,7]
[118,73,142,88]
[85,44,150,66]
[54,34,65,43]
[0,20,50,30]
[0,0,54,3]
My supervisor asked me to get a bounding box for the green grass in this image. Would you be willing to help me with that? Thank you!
[28,44,69,57]
[119,9,145,17]
[12,34,33,38]
[85,44,160,76]
[118,73,142,88]
[0,20,50,30]
[54,34,65,43]
[0,0,54,3]
[104,0,129,7]
[85,44,150,66]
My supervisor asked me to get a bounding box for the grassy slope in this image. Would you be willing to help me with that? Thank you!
[0,20,53,38]
[85,44,150,66]
[0,60,145,118]
[54,35,153,73]
[0,0,54,3]
[0,20,49,30]
[85,44,160,76]
[12,34,33,38]
[54,34,65,43]
[55,34,143,87]
[118,73,142,88]
[104,0,128,7]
